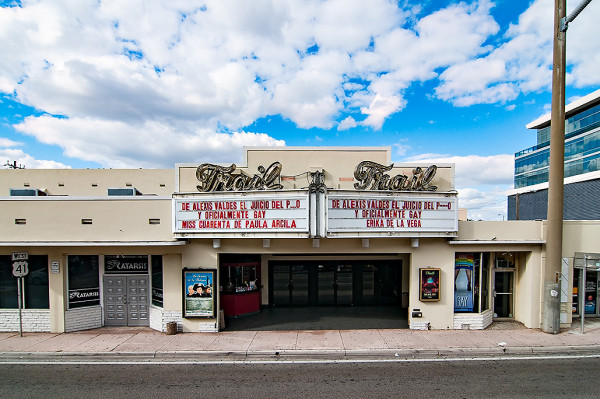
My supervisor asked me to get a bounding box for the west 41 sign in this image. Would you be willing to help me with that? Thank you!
[12,252,29,277]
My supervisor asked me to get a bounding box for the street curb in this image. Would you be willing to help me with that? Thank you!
[2,344,600,362]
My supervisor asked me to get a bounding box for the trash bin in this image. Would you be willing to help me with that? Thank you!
[166,321,178,335]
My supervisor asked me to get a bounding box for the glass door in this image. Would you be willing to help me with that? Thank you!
[583,270,598,316]
[493,270,514,318]
[317,263,353,305]
[271,263,310,306]
[291,264,309,306]
[336,264,353,305]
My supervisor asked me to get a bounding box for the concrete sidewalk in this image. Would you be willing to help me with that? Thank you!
[1,320,599,362]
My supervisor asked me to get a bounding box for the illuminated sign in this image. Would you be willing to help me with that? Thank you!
[174,194,309,235]
[327,194,457,236]
[192,161,439,193]
[196,162,283,192]
[354,161,438,191]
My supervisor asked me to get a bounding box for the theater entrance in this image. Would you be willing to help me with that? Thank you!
[269,260,402,307]
[223,259,405,331]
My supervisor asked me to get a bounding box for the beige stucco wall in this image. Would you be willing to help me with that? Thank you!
[0,168,174,197]
[1,198,174,242]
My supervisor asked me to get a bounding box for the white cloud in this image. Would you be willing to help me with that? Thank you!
[0,148,70,169]
[403,153,514,186]
[0,0,521,167]
[435,0,600,106]
[360,94,405,129]
[14,115,284,168]
[337,116,357,131]
[392,140,410,157]
[0,137,22,147]
[0,0,598,168]
[400,153,513,220]
[456,186,509,221]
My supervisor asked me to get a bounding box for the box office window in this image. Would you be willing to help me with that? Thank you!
[151,255,163,307]
[0,255,49,309]
[67,255,100,309]
[220,254,261,293]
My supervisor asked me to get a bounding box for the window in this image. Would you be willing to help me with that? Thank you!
[454,253,490,313]
[151,255,163,307]
[67,255,100,309]
[107,188,141,196]
[9,188,46,196]
[0,255,49,309]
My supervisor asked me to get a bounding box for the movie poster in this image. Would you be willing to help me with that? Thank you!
[454,253,474,312]
[183,270,215,318]
[420,268,440,301]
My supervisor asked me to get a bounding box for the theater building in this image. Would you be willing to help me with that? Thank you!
[1,147,597,333]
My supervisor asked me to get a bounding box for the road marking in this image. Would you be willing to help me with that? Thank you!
[2,353,600,365]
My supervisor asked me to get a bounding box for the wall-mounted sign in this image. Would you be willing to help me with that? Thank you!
[173,193,309,235]
[104,255,149,274]
[196,162,283,192]
[354,161,438,191]
[420,268,441,301]
[183,269,216,318]
[327,193,457,236]
[51,261,60,274]
[454,253,474,312]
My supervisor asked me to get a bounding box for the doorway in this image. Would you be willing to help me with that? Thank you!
[493,270,514,319]
[573,269,599,316]
[103,275,150,326]
[269,260,401,307]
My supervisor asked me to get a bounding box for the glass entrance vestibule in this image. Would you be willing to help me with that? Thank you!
[573,267,600,317]
[269,260,402,307]
[572,254,600,317]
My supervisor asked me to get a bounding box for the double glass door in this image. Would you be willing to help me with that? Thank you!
[270,260,400,307]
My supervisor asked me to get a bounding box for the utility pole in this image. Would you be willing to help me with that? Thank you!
[543,0,593,334]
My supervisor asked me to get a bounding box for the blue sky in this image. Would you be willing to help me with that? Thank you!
[1,0,599,220]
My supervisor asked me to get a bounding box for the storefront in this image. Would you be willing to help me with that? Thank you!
[573,253,600,317]
[1,147,598,333]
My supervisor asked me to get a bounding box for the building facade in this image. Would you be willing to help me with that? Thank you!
[513,89,600,190]
[509,89,600,321]
[1,147,597,333]
[509,89,600,221]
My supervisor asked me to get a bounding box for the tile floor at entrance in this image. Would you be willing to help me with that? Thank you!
[224,306,408,331]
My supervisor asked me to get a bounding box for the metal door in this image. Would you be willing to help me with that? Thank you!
[127,276,149,326]
[103,275,149,326]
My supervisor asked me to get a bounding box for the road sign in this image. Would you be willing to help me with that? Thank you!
[12,252,28,261]
[12,261,29,277]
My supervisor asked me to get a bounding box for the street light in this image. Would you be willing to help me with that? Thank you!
[543,0,593,334]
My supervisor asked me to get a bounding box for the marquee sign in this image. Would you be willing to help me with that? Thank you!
[192,161,440,193]
[354,161,438,191]
[173,193,309,236]
[327,193,457,236]
[196,162,283,192]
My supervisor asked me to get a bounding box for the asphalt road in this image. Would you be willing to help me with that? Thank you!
[1,356,599,398]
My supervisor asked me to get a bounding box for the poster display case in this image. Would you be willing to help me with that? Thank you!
[420,268,440,301]
[183,269,216,318]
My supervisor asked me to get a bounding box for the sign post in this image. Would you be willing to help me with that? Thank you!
[12,252,29,337]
